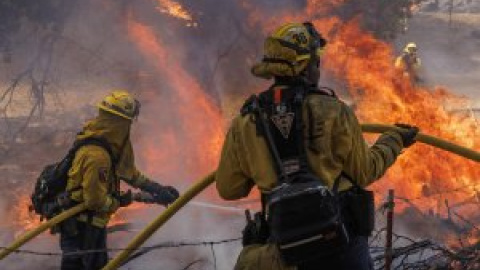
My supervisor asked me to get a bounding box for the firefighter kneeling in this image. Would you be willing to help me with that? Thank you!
[215,22,419,270]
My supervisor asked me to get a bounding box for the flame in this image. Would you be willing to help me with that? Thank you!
[236,1,479,218]
[155,0,197,27]
[126,14,224,185]
[317,18,479,214]
[128,0,479,240]
[241,0,480,243]
[11,194,42,236]
[10,0,479,249]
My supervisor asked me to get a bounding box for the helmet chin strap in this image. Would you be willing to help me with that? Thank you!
[302,22,324,87]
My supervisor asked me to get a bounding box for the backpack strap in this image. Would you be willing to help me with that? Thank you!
[72,137,116,163]
[293,87,310,173]
[64,137,117,195]
[251,95,290,183]
[332,172,360,194]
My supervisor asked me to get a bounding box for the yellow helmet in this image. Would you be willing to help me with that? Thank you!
[97,90,140,120]
[404,42,417,53]
[252,22,327,79]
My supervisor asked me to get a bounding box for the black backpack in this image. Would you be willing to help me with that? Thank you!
[244,86,350,265]
[31,137,115,220]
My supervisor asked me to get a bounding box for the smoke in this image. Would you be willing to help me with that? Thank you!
[397,12,480,99]
[0,0,479,269]
[421,0,480,12]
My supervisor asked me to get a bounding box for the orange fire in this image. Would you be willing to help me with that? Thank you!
[128,0,479,222]
[236,2,480,222]
[12,1,478,248]
[155,0,197,27]
[318,19,479,214]
[126,13,224,185]
[11,194,43,237]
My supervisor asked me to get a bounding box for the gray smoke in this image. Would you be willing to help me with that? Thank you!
[0,1,478,269]
[421,0,480,12]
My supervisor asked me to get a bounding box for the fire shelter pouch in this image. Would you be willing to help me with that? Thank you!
[266,172,349,265]
[342,186,375,237]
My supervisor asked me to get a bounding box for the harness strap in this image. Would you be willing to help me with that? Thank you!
[251,96,289,182]
[332,172,360,194]
[66,136,122,198]
[244,85,360,194]
[293,88,310,174]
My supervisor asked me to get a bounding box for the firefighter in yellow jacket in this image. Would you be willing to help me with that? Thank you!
[59,90,180,270]
[215,22,419,270]
[395,42,422,84]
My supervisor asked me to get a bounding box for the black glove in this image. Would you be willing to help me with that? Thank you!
[395,123,419,148]
[115,190,133,207]
[152,186,179,206]
[142,182,180,206]
[242,210,269,246]
[132,192,157,204]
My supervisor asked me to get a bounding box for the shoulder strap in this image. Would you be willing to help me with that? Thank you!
[247,95,290,183]
[312,86,337,98]
[60,137,117,195]
[71,137,116,165]
[293,87,310,173]
[332,172,360,194]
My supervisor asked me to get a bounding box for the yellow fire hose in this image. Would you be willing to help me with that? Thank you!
[1,124,478,266]
[103,124,479,269]
[0,203,87,260]
[361,124,480,162]
[102,171,216,270]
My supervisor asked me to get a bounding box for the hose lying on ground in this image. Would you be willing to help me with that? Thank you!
[103,124,479,269]
[0,203,88,260]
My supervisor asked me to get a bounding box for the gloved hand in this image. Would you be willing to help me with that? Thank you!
[395,123,419,148]
[142,182,180,206]
[132,192,156,204]
[242,220,259,246]
[151,186,180,206]
[116,190,133,207]
[242,211,269,246]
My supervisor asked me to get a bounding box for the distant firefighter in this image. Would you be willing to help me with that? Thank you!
[395,42,422,84]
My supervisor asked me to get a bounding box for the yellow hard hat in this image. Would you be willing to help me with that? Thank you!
[252,22,327,79]
[97,90,140,120]
[404,42,417,53]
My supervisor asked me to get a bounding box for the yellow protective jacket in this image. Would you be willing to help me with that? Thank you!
[215,86,404,270]
[395,53,421,79]
[67,111,152,228]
